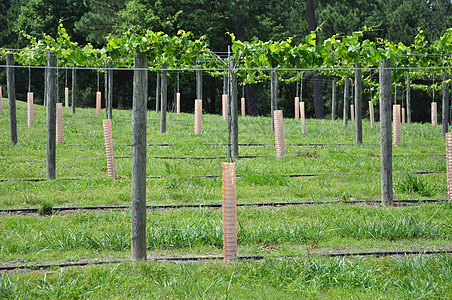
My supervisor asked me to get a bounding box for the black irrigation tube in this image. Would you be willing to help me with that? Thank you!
[0,199,445,214]
[0,169,445,183]
[2,250,451,271]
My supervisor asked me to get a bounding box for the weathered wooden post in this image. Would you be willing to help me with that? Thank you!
[343,73,349,126]
[131,51,148,261]
[442,73,449,137]
[380,60,393,206]
[46,53,57,179]
[271,70,278,131]
[6,53,17,144]
[71,64,76,114]
[355,66,362,144]
[222,162,237,261]
[160,62,167,133]
[331,80,336,120]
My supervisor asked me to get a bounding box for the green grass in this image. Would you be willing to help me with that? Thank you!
[0,99,451,298]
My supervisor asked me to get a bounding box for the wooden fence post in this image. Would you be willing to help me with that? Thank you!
[6,53,17,144]
[46,53,57,180]
[131,51,148,261]
[343,73,349,126]
[160,62,167,133]
[355,66,362,144]
[379,59,393,206]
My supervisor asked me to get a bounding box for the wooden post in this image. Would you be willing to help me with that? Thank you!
[294,97,300,120]
[160,62,167,133]
[71,64,76,114]
[331,80,336,120]
[107,61,113,119]
[46,53,57,180]
[274,110,285,157]
[0,86,2,113]
[155,74,160,113]
[446,133,452,199]
[196,69,203,101]
[393,105,401,145]
[355,66,362,144]
[379,60,393,206]
[442,73,449,137]
[369,101,375,128]
[103,119,116,179]
[131,52,148,261]
[176,92,180,114]
[300,101,306,134]
[271,70,278,131]
[27,92,34,127]
[222,162,237,261]
[231,69,239,159]
[241,97,245,117]
[343,73,349,126]
[432,102,438,126]
[56,103,63,144]
[406,74,411,125]
[6,53,17,144]
[194,99,202,134]
[222,94,228,121]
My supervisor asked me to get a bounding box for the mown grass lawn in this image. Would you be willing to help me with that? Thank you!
[0,99,451,298]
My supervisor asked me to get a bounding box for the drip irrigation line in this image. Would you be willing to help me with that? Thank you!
[2,250,451,271]
[0,199,445,214]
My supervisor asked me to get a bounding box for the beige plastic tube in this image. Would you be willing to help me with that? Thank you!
[96,91,101,115]
[300,101,306,134]
[65,87,69,108]
[27,92,34,127]
[369,101,374,128]
[222,162,237,261]
[401,107,405,124]
[176,92,181,114]
[103,119,116,179]
[222,94,228,121]
[350,104,355,121]
[241,97,245,117]
[393,104,401,145]
[294,97,300,120]
[274,110,285,157]
[431,102,437,126]
[446,133,452,199]
[56,103,63,144]
[194,99,202,134]
[0,86,3,113]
